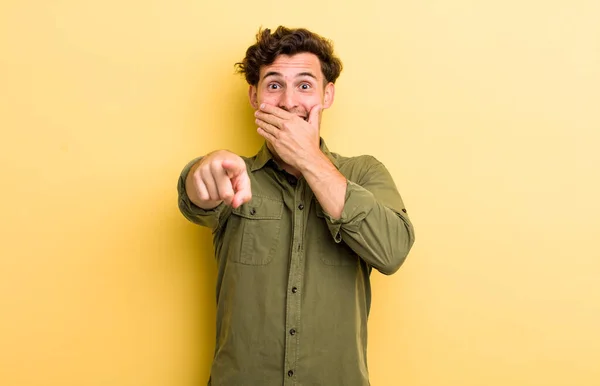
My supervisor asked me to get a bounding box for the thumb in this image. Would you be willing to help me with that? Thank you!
[231,171,252,208]
[308,104,322,126]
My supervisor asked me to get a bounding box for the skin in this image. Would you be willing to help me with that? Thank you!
[186,52,347,218]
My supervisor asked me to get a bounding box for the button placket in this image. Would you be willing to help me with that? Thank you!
[284,178,305,384]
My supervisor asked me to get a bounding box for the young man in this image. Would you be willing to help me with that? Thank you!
[178,26,415,386]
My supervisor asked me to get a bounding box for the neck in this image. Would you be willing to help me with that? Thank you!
[267,143,302,178]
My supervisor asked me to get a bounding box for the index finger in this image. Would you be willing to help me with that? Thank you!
[259,103,293,120]
[222,158,246,178]
[214,170,234,205]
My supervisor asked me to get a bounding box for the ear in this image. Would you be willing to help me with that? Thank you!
[323,82,335,109]
[248,85,258,109]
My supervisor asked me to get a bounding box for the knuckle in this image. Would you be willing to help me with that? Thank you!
[197,187,208,200]
[193,174,205,187]
[205,182,216,194]
[221,191,233,200]
[193,165,204,177]
[199,163,211,174]
[210,160,222,172]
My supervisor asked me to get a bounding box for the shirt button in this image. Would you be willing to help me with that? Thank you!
[291,287,298,293]
[250,208,256,215]
[298,203,304,210]
[290,328,296,335]
[288,370,294,377]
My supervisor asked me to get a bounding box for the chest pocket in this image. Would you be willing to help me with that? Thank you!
[230,195,284,265]
[314,202,358,267]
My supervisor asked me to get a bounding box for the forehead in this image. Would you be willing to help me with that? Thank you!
[259,52,323,80]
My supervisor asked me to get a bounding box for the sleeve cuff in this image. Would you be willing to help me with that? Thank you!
[320,180,378,243]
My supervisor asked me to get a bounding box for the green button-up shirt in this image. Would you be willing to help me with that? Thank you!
[177,139,415,386]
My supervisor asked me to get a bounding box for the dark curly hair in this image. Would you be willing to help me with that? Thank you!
[235,26,343,86]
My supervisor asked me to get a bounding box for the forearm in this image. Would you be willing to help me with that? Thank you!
[336,187,414,274]
[310,159,415,275]
[300,152,347,219]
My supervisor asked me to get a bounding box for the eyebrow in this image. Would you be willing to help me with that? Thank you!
[262,71,318,81]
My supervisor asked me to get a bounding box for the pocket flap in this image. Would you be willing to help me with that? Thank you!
[232,195,283,220]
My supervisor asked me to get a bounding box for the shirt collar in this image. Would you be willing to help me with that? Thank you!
[250,137,339,172]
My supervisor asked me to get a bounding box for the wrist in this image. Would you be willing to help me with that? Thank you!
[299,150,340,183]
[297,148,329,174]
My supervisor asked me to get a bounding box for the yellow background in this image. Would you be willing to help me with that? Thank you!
[1,1,599,385]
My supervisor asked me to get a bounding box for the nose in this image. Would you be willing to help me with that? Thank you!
[277,88,297,111]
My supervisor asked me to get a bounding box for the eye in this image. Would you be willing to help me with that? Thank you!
[267,83,281,90]
[299,83,311,90]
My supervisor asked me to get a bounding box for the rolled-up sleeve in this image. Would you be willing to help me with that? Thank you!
[177,156,231,231]
[320,159,415,275]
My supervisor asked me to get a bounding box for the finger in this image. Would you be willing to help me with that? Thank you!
[254,110,284,129]
[200,165,220,201]
[222,158,246,178]
[214,169,234,205]
[259,103,293,119]
[232,189,252,209]
[308,104,322,126]
[194,173,210,201]
[255,118,280,139]
[257,127,277,143]
[231,173,252,208]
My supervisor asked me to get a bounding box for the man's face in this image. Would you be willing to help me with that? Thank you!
[249,52,335,124]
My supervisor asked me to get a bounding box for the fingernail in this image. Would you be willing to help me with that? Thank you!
[260,103,265,109]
